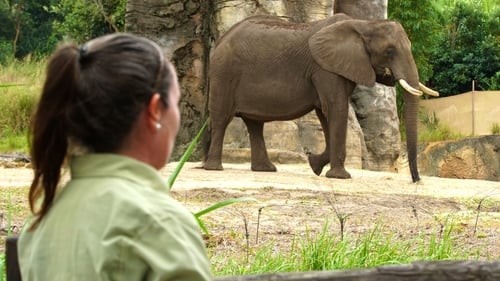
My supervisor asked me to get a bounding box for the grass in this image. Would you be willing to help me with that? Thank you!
[418,111,466,142]
[210,220,475,276]
[0,129,29,153]
[0,187,30,244]
[0,59,43,153]
[0,186,30,281]
[491,123,500,135]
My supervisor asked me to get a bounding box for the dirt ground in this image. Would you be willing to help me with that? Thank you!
[1,161,499,261]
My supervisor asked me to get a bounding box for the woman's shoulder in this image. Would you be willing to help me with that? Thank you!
[63,176,194,229]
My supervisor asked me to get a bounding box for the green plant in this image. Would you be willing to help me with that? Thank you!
[418,111,465,141]
[428,1,500,96]
[0,59,43,152]
[0,254,4,281]
[211,221,472,276]
[420,112,440,131]
[50,0,126,43]
[490,122,500,134]
[168,119,256,234]
[0,129,29,153]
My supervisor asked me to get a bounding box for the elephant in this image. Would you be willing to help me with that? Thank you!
[203,14,439,182]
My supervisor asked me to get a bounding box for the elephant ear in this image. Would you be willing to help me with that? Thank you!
[308,20,376,87]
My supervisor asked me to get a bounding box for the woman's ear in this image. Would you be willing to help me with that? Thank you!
[147,93,162,131]
[308,20,376,87]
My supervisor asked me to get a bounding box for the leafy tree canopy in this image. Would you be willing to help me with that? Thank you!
[51,0,126,44]
[0,0,125,63]
[429,1,500,96]
[389,0,443,83]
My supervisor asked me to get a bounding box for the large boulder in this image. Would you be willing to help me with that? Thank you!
[418,135,500,181]
[351,85,401,172]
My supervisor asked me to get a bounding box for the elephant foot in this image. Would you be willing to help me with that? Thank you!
[203,160,223,170]
[325,167,351,179]
[307,153,327,176]
[251,162,277,172]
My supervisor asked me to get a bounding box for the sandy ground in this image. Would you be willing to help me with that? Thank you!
[1,161,499,261]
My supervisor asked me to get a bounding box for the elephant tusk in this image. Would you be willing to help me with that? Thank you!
[419,82,440,96]
[398,79,422,96]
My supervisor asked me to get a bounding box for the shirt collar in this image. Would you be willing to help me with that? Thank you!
[70,154,168,193]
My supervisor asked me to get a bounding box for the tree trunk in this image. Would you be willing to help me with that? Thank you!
[125,0,212,160]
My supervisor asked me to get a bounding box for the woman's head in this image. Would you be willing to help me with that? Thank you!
[61,33,173,152]
[29,33,180,227]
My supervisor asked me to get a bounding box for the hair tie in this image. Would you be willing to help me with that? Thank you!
[78,45,87,63]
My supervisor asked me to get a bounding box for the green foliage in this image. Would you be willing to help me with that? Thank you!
[484,71,500,90]
[50,0,126,43]
[0,0,126,62]
[0,91,37,134]
[490,123,500,134]
[429,1,500,96]
[418,111,466,141]
[0,254,4,281]
[389,0,443,83]
[0,59,42,152]
[0,128,29,153]
[0,41,14,64]
[0,0,57,60]
[212,221,472,276]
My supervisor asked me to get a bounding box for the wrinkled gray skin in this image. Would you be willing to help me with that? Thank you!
[204,14,423,182]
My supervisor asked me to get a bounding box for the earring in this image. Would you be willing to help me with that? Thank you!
[155,123,162,130]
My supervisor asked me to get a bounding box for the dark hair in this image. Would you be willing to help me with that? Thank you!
[29,33,173,229]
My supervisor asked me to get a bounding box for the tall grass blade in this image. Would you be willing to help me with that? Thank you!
[167,119,208,190]
[0,84,25,88]
[194,197,257,218]
[165,118,256,234]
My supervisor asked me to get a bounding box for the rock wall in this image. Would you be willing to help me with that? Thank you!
[418,135,500,181]
[351,85,400,172]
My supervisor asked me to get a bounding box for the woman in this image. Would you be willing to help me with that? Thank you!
[18,33,213,281]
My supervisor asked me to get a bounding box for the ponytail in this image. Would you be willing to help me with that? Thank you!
[28,44,80,229]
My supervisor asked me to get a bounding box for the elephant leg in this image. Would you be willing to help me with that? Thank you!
[308,108,330,176]
[325,81,355,179]
[242,118,276,172]
[204,116,232,170]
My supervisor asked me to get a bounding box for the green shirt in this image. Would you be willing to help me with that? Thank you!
[18,154,213,281]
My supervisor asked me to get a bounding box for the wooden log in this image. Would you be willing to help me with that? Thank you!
[214,260,500,281]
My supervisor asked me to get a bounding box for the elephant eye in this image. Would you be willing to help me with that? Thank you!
[385,47,396,57]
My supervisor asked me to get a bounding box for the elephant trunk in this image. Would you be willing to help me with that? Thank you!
[398,78,439,182]
[402,90,420,182]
